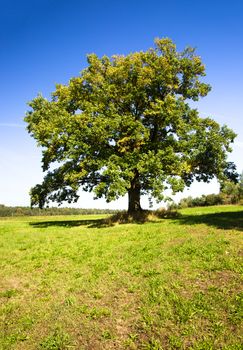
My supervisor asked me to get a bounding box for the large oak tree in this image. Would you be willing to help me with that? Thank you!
[25,38,236,213]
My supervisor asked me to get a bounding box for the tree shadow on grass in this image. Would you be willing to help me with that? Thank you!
[30,210,180,229]
[174,210,243,231]
[29,211,161,229]
[30,209,243,231]
[30,218,108,229]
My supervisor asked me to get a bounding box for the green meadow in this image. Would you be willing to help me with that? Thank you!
[0,206,242,349]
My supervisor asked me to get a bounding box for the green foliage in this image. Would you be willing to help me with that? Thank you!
[220,171,243,204]
[25,38,236,212]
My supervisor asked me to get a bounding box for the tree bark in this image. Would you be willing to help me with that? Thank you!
[128,170,142,214]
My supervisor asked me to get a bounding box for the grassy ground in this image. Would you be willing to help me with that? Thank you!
[0,205,242,349]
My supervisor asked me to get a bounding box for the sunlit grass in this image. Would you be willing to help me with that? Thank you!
[0,206,242,349]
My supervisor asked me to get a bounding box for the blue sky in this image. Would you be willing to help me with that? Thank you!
[0,0,242,208]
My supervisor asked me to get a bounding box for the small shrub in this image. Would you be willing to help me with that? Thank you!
[101,330,113,340]
[0,289,18,298]
[39,328,73,350]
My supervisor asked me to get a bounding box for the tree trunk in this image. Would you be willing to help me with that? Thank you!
[128,170,142,214]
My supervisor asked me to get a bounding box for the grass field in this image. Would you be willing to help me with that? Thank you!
[0,205,242,349]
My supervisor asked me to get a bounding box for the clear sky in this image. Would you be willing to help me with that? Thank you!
[0,0,242,209]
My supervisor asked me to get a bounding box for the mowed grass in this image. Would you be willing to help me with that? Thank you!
[0,206,242,350]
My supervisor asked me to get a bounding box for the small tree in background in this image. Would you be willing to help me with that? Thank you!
[220,170,243,204]
[25,38,237,214]
[238,171,243,202]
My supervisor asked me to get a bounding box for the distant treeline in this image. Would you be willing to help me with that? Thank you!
[170,192,243,210]
[0,205,119,217]
[170,193,228,209]
[170,174,243,209]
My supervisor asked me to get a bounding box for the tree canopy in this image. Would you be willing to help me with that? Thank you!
[25,38,237,213]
